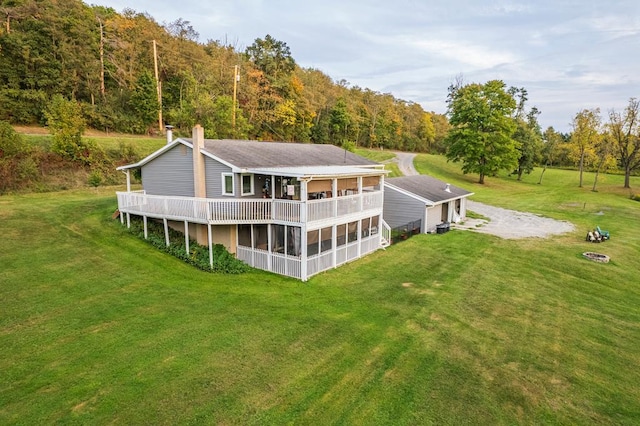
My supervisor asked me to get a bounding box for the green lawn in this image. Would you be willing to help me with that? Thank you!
[1,161,640,424]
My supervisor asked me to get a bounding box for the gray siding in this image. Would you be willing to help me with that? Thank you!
[142,144,194,196]
[383,186,426,232]
[204,156,232,198]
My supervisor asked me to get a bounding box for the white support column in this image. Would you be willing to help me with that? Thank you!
[163,218,170,246]
[300,180,307,223]
[332,178,338,217]
[250,224,255,267]
[143,216,148,239]
[126,212,131,228]
[208,223,213,269]
[332,224,337,269]
[283,225,288,276]
[357,176,363,212]
[357,219,362,258]
[120,210,124,225]
[125,170,131,192]
[301,224,308,281]
[184,221,190,255]
[267,224,272,271]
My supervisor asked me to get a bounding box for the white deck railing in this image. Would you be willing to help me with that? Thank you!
[117,191,383,225]
[307,192,383,222]
[117,192,300,224]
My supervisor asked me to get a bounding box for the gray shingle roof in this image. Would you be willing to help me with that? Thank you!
[190,139,377,168]
[386,175,473,203]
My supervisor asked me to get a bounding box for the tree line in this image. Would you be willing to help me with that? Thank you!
[1,0,638,192]
[0,0,449,151]
[445,80,640,188]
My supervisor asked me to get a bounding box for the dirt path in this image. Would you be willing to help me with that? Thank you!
[392,152,576,239]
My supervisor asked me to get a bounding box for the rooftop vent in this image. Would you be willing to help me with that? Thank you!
[444,183,451,193]
[165,125,174,145]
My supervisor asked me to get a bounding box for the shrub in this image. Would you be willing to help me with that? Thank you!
[0,120,30,158]
[126,217,250,274]
[88,171,103,187]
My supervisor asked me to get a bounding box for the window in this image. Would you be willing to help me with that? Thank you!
[348,221,358,243]
[222,173,234,196]
[361,217,371,238]
[241,174,254,196]
[307,230,319,257]
[320,227,333,252]
[238,224,252,247]
[336,224,347,247]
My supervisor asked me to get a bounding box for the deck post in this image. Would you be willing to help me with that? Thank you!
[126,212,130,228]
[357,219,362,258]
[163,218,170,246]
[332,224,337,269]
[184,221,190,255]
[143,216,148,239]
[208,223,213,269]
[332,178,338,218]
[267,224,272,271]
[301,224,308,281]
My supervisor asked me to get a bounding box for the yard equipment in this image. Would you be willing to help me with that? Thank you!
[596,226,610,240]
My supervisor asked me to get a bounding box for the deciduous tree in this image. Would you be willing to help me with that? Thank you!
[569,108,601,188]
[445,80,518,184]
[608,98,640,188]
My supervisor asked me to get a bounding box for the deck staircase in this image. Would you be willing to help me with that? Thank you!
[380,219,391,248]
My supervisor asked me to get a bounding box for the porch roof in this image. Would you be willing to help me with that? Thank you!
[246,165,387,179]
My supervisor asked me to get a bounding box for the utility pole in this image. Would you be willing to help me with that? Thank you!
[152,39,163,134]
[232,64,239,134]
[99,19,105,98]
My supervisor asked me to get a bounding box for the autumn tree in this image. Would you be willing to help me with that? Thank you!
[45,94,91,162]
[569,108,601,187]
[538,126,563,184]
[245,35,296,87]
[591,131,617,192]
[445,80,518,184]
[608,98,640,188]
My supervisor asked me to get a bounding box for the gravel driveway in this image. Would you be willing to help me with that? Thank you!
[391,152,576,239]
[454,200,575,239]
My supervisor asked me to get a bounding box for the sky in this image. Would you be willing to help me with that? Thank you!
[90,0,640,133]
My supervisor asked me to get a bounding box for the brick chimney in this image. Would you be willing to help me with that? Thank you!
[192,124,206,199]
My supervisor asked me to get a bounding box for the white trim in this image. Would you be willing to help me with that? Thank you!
[241,173,254,196]
[222,173,235,196]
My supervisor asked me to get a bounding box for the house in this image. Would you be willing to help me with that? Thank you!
[116,125,390,281]
[383,175,473,234]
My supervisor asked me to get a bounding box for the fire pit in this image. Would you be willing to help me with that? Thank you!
[582,252,610,263]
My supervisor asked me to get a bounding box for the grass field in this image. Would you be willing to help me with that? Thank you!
[1,153,640,424]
